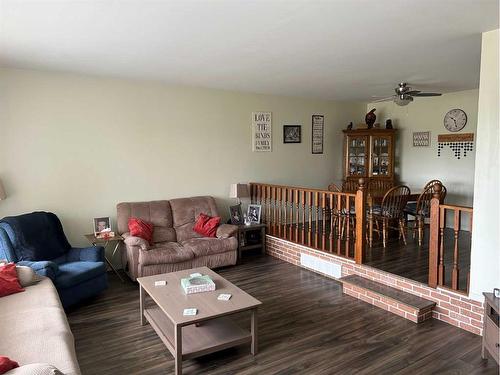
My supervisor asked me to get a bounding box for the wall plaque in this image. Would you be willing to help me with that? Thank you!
[252,112,272,152]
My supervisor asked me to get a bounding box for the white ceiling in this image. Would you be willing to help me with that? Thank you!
[0,0,498,101]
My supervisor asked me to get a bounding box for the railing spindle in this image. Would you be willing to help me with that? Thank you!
[452,209,461,290]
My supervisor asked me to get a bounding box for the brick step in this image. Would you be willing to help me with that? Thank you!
[340,274,436,323]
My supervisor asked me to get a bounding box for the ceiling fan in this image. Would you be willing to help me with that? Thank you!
[373,82,442,106]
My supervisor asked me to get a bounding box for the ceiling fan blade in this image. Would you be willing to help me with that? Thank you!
[372,96,396,103]
[405,90,421,95]
[412,92,442,97]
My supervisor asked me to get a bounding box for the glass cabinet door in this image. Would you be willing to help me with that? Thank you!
[347,135,368,177]
[371,135,391,177]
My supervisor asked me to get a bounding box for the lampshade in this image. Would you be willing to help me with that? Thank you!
[0,179,6,200]
[229,183,249,199]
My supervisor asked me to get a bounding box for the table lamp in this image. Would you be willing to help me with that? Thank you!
[229,183,249,204]
[0,179,6,201]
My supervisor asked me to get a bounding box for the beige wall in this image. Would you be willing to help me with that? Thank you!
[469,29,499,301]
[0,68,365,252]
[367,89,479,207]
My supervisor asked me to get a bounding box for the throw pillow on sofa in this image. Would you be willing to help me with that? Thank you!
[128,218,154,244]
[15,266,43,287]
[0,263,24,298]
[193,213,221,237]
[4,363,63,375]
[0,356,19,374]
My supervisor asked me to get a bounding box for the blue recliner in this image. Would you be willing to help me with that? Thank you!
[0,211,107,308]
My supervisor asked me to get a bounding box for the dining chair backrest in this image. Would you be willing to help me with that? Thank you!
[416,182,447,216]
[423,179,442,190]
[328,183,341,192]
[341,179,358,193]
[381,185,411,219]
[368,179,394,197]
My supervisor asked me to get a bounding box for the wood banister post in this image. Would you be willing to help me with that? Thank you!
[428,183,442,288]
[355,178,367,264]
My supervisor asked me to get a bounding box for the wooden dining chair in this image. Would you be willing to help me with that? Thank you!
[404,181,447,245]
[370,185,411,247]
[341,179,359,193]
[368,179,394,197]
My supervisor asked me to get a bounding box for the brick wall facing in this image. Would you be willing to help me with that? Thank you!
[266,235,484,336]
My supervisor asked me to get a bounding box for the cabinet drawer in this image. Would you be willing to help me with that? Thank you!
[485,316,500,362]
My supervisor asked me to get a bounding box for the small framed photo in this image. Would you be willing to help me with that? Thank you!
[283,125,301,143]
[93,217,111,235]
[247,204,262,224]
[229,204,243,225]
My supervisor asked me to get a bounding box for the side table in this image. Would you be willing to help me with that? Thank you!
[84,234,125,282]
[482,292,499,364]
[237,223,266,261]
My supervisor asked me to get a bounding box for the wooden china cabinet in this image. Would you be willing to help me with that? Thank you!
[342,128,397,186]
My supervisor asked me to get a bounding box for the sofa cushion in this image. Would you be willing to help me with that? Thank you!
[0,278,80,375]
[117,201,176,243]
[139,242,195,266]
[181,237,238,257]
[170,197,219,242]
[55,261,106,289]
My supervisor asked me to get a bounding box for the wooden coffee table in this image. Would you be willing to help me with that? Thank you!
[138,267,262,375]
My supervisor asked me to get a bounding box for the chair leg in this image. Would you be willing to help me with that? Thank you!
[417,217,424,246]
[382,219,387,248]
[399,218,407,245]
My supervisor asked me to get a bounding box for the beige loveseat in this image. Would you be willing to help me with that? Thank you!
[117,196,238,280]
[0,277,80,375]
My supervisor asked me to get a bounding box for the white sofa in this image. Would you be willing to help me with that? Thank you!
[0,277,80,375]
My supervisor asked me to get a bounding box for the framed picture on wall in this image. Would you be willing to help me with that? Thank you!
[413,131,430,147]
[283,125,301,143]
[312,115,324,154]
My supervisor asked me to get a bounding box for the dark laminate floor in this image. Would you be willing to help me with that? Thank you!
[274,222,470,291]
[66,255,497,375]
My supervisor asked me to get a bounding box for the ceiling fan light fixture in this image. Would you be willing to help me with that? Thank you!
[395,95,413,106]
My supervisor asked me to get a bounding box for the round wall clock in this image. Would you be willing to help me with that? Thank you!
[444,109,467,132]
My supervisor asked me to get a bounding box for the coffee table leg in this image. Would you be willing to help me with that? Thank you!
[139,285,145,326]
[251,308,258,355]
[174,324,182,375]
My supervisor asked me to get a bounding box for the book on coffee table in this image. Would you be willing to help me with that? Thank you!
[181,275,216,294]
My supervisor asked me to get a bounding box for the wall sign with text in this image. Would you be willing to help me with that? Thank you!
[252,112,272,152]
[311,115,324,154]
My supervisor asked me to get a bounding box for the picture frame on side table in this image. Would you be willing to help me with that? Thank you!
[283,125,301,143]
[247,204,262,224]
[229,204,244,225]
[93,217,111,236]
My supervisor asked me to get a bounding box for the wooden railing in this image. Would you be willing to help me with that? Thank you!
[428,184,473,293]
[249,181,367,264]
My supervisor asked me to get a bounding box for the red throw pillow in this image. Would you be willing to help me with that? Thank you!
[193,213,221,238]
[0,356,19,374]
[0,263,24,298]
[128,218,154,244]
[0,357,19,374]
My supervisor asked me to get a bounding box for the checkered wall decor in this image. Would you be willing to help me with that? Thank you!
[437,133,474,159]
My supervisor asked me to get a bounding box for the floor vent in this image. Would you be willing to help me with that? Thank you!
[300,253,342,278]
